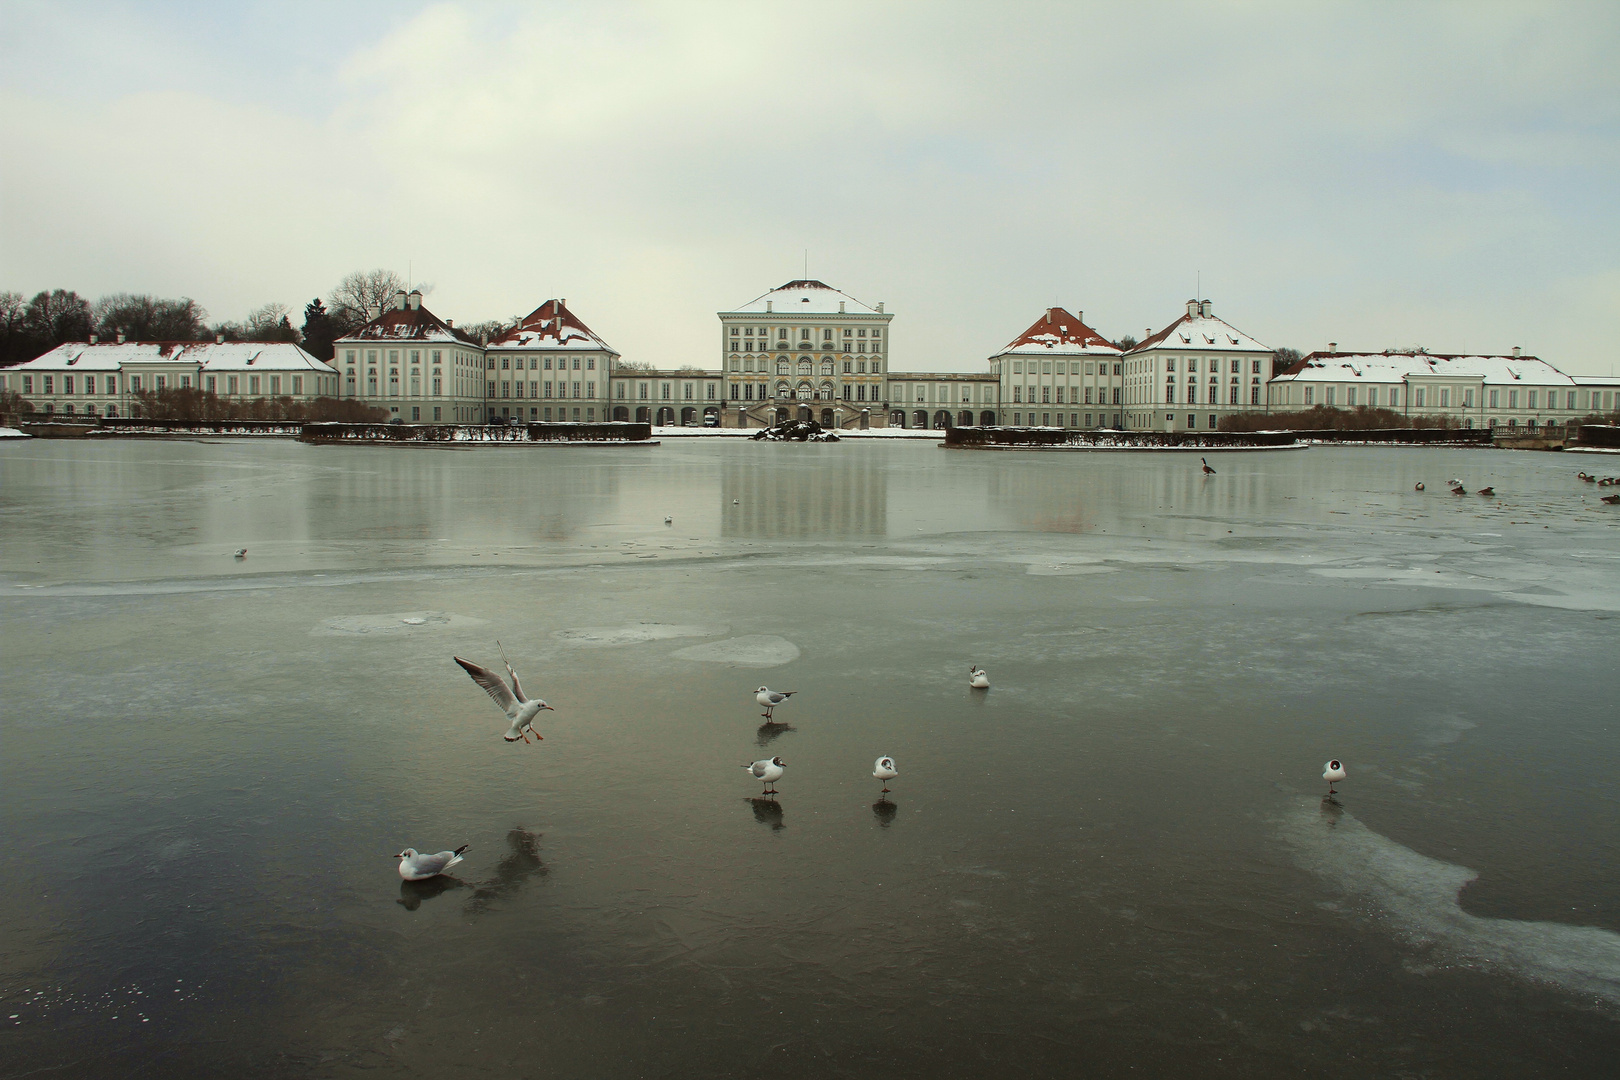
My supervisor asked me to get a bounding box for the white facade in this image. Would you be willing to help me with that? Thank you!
[1123,300,1274,432]
[717,280,894,427]
[1268,350,1611,430]
[3,339,337,417]
[487,299,619,424]
[335,290,485,423]
[988,307,1123,428]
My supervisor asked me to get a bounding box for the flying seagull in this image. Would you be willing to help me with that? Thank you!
[395,844,469,881]
[455,643,553,743]
[755,686,795,720]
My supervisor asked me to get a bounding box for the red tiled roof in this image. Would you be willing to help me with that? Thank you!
[344,302,472,344]
[996,307,1119,355]
[487,299,614,351]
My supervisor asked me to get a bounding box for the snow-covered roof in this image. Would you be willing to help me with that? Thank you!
[487,299,618,353]
[991,307,1121,358]
[1130,301,1269,354]
[723,280,885,316]
[1273,351,1575,386]
[15,341,334,372]
[337,291,474,345]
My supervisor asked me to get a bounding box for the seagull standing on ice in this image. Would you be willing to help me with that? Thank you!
[233,548,247,558]
[395,845,469,881]
[873,756,898,793]
[755,686,795,720]
[1323,759,1346,795]
[455,643,553,742]
[744,756,785,795]
[969,666,990,689]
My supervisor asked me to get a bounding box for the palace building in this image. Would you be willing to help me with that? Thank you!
[989,307,1123,429]
[1268,348,1599,431]
[716,279,894,428]
[334,289,487,423]
[3,337,337,417]
[1123,300,1275,431]
[487,299,619,424]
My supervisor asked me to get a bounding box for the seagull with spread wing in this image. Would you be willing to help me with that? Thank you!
[455,642,553,743]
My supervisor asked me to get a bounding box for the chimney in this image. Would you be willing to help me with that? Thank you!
[560,298,566,309]
[408,289,422,310]
[1200,300,1212,317]
[117,329,126,344]
[394,289,408,310]
[89,333,98,344]
[1328,342,1337,354]
[766,300,773,313]
[1146,329,1151,339]
[1077,310,1082,324]
[1046,309,1052,325]
[1512,346,1521,358]
[877,302,884,313]
[446,319,454,328]
[1187,299,1199,317]
[216,332,224,343]
[839,301,845,313]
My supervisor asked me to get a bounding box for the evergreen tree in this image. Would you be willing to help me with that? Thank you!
[301,298,335,360]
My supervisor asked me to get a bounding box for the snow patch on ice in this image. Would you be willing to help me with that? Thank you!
[669,635,799,667]
[1279,797,1620,1004]
[553,622,726,647]
[311,610,487,636]
[1026,562,1117,577]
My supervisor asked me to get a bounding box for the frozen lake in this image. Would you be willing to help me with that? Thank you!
[2,438,1617,1078]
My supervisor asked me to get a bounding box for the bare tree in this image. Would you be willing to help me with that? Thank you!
[1113,334,1138,351]
[327,269,408,332]
[93,294,208,341]
[24,289,92,347]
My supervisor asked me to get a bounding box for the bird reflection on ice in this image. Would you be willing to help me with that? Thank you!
[755,721,794,747]
[747,797,784,830]
[397,875,468,911]
[1281,798,1620,1004]
[872,798,898,828]
[463,828,549,914]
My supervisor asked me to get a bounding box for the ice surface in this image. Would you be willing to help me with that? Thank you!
[1281,798,1620,1004]
[311,610,487,636]
[667,635,800,666]
[552,622,726,647]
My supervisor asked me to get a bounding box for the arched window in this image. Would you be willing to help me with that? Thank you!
[776,382,791,398]
[776,360,789,375]
[798,359,812,376]
[820,362,833,376]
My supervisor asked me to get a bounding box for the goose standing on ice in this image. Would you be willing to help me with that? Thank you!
[455,643,553,743]
[396,845,469,881]
[1201,457,1216,475]
[873,755,898,794]
[1323,759,1346,796]
[755,686,795,720]
[969,666,990,689]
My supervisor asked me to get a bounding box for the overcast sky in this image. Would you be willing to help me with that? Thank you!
[2,1,1617,372]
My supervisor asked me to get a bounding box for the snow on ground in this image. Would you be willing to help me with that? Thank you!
[0,427,29,439]
[652,426,941,439]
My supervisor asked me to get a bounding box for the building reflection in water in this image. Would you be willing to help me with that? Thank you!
[721,453,886,538]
